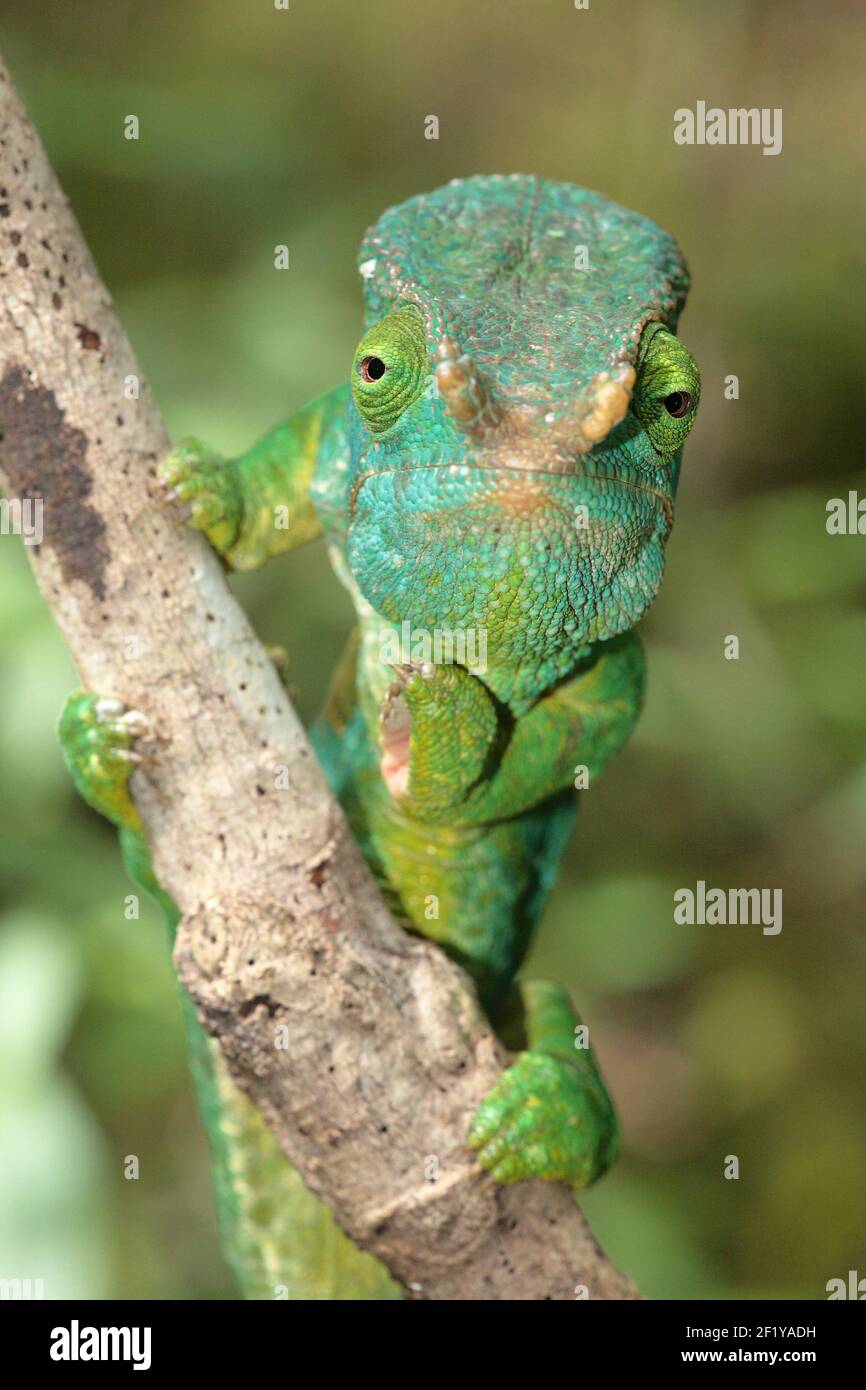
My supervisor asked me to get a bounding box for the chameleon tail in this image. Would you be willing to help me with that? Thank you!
[182,997,400,1300]
[119,829,400,1300]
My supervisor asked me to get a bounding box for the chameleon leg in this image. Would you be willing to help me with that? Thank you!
[378,659,499,808]
[60,691,401,1300]
[370,632,644,828]
[350,637,643,1188]
[341,758,618,1187]
[462,631,645,822]
[468,980,618,1187]
[154,383,349,571]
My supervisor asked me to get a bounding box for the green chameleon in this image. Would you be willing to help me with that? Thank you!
[59,174,700,1299]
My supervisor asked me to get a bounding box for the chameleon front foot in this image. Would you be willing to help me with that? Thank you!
[378,660,498,818]
[58,691,150,831]
[155,436,241,557]
[467,1049,618,1188]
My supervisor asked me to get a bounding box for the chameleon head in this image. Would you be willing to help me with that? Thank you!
[346,175,700,687]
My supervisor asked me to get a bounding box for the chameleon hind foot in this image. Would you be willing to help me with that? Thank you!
[468,1050,618,1187]
[468,981,618,1189]
[58,691,150,831]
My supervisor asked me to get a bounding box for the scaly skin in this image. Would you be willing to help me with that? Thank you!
[59,175,700,1298]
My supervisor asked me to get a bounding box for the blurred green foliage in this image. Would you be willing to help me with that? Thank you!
[0,0,863,1299]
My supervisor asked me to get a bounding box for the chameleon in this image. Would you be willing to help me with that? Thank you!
[59,174,700,1299]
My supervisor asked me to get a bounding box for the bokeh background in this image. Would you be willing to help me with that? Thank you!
[0,0,863,1300]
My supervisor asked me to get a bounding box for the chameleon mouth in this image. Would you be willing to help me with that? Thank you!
[347,460,671,663]
[349,457,673,538]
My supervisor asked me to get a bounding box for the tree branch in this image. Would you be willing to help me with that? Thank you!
[0,53,638,1300]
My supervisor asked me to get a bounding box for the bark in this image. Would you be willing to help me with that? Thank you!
[0,53,638,1301]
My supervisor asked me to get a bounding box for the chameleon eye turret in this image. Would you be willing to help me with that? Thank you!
[351,303,428,433]
[632,323,701,458]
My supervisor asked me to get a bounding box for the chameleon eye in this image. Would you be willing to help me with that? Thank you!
[633,325,700,458]
[663,390,692,418]
[351,304,428,434]
[359,356,387,383]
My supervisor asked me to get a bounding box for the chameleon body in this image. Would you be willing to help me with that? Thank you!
[59,175,700,1298]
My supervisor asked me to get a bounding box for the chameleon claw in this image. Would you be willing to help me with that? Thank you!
[94,697,125,720]
[150,475,197,523]
[380,685,410,727]
[149,476,179,508]
[264,644,289,672]
[115,748,144,765]
[387,661,418,685]
[117,710,151,737]
[386,660,437,686]
[92,700,150,740]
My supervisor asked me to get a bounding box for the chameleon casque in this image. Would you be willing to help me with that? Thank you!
[59,174,700,1299]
